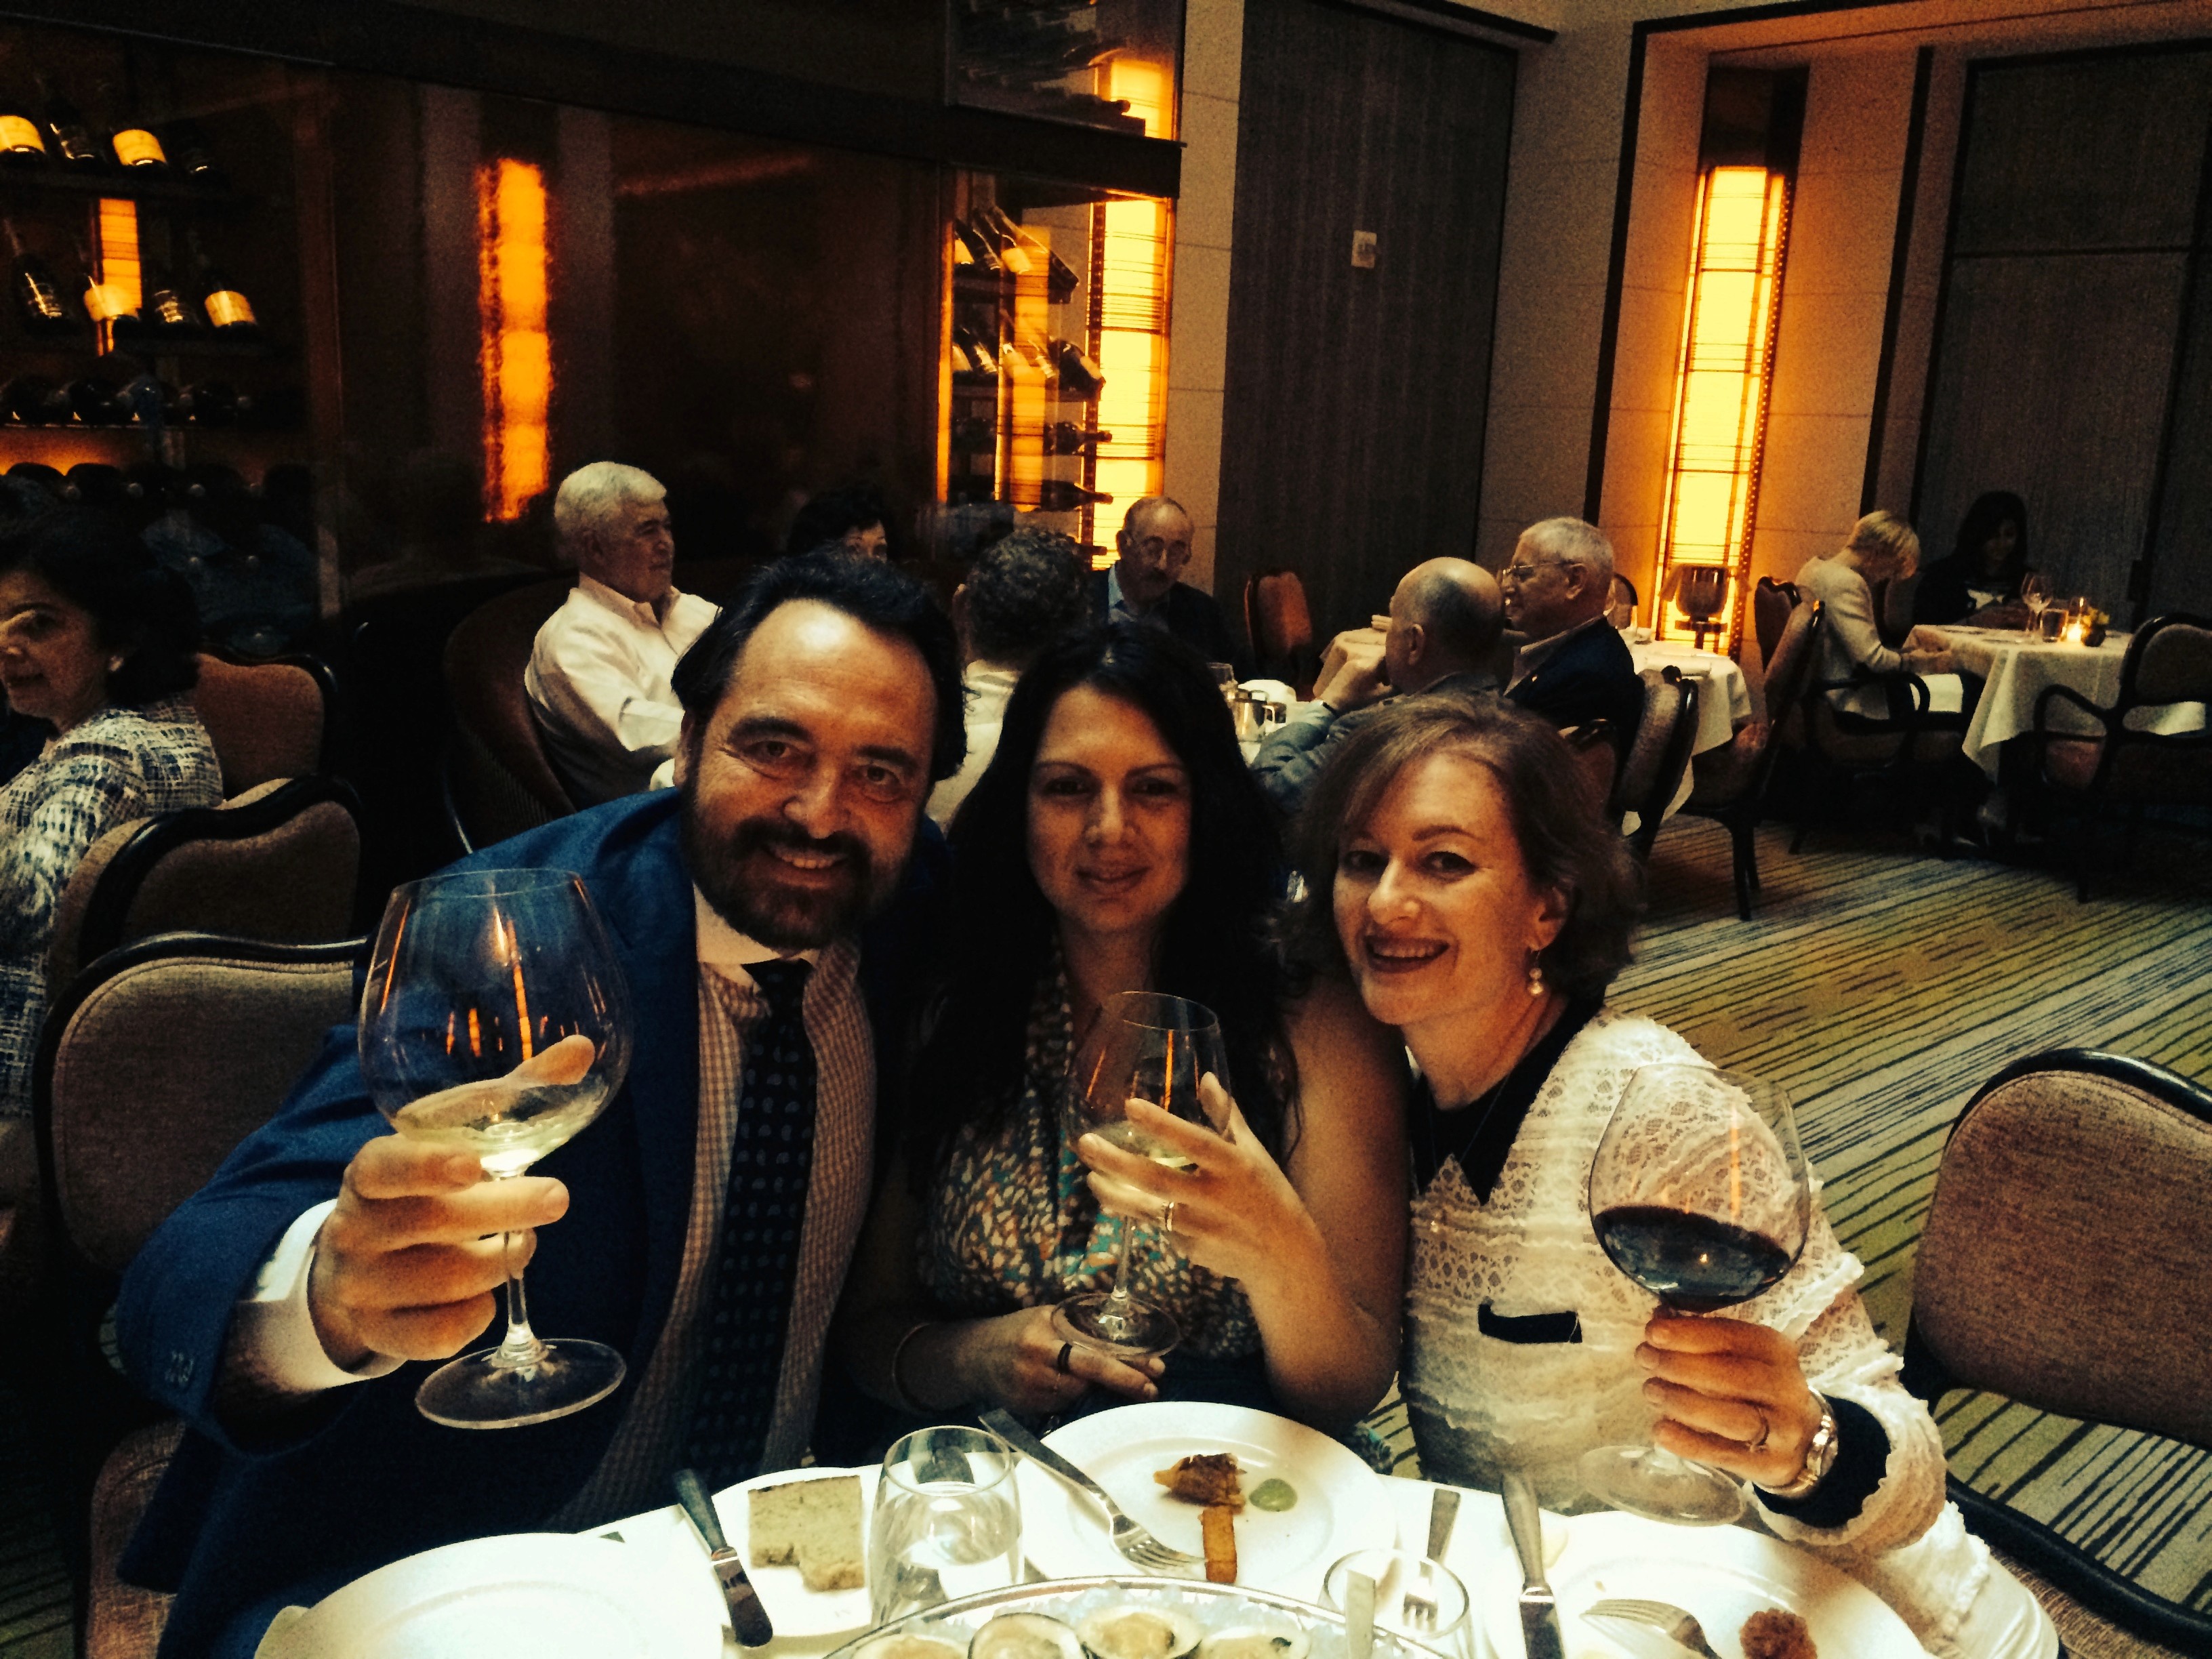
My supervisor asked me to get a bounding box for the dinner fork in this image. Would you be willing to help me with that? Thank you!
[1400,1488,1462,1628]
[979,1408,1204,1574]
[1583,1599,1725,1659]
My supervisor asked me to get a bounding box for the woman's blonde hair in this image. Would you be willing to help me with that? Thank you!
[1847,510,1921,577]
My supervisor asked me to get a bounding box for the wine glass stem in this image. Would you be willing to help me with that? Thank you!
[1097,1211,1141,1338]
[488,1171,546,1372]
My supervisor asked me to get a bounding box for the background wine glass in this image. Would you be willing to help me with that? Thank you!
[1051,991,1229,1363]
[1578,1063,1811,1525]
[358,867,634,1429]
[869,1426,1022,1626]
[2021,572,2052,634]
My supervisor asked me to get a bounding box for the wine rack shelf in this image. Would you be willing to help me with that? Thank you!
[0,164,250,210]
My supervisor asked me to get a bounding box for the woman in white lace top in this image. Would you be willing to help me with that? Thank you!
[1,510,222,1119]
[1284,691,2049,1659]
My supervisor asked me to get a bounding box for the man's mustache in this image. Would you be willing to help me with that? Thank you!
[724,819,873,872]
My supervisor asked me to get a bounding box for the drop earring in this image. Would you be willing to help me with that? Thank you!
[1526,949,1544,997]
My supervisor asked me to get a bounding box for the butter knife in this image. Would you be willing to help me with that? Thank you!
[674,1466,775,1647]
[1502,1472,1563,1659]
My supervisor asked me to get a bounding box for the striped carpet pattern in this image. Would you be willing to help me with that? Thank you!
[1366,815,2212,1614]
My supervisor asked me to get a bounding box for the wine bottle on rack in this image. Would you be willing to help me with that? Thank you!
[984,205,1077,301]
[1051,337,1106,398]
[182,379,243,426]
[163,118,222,185]
[1,373,62,424]
[1036,480,1112,512]
[73,234,143,339]
[187,228,258,335]
[952,219,1002,277]
[62,373,123,426]
[0,87,49,165]
[5,217,73,335]
[949,414,996,451]
[117,371,178,428]
[141,261,199,333]
[37,77,105,169]
[1044,422,1112,455]
[951,323,1000,380]
[977,207,1033,277]
[108,89,170,171]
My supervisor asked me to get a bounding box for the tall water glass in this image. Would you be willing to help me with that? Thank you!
[870,1427,1023,1626]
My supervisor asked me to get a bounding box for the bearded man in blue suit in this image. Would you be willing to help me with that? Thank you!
[114,550,962,1658]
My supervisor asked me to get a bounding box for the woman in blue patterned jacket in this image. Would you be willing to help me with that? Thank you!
[0,509,224,1121]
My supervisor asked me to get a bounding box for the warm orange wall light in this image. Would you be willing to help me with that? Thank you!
[478,158,552,523]
[1088,58,1173,564]
[1654,165,1790,651]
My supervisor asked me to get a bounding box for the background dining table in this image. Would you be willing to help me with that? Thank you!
[1940,626,2207,777]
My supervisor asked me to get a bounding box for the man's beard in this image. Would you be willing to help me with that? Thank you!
[680,795,903,951]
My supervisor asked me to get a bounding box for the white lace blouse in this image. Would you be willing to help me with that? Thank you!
[1405,1006,1999,1656]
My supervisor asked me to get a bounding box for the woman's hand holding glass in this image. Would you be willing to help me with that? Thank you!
[1636,1312,1825,1490]
[922,1305,1162,1416]
[1078,1077,1312,1292]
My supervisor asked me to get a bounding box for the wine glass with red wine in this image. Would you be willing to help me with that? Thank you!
[1579,1063,1811,1525]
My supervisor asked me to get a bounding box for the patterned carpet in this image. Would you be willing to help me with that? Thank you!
[1,816,2206,1654]
[1365,815,2212,1615]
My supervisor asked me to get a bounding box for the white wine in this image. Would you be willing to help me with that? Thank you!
[392,1075,611,1177]
[1097,1118,1197,1172]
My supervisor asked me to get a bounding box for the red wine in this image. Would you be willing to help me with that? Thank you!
[1593,1204,1793,1313]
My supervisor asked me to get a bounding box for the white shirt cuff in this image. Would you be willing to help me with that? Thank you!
[232,1200,405,1393]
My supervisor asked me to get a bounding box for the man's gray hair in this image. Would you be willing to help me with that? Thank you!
[554,462,665,562]
[1118,495,1189,544]
[1519,516,1615,581]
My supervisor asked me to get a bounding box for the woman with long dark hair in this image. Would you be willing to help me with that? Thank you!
[1912,491,2033,626]
[835,622,1407,1425]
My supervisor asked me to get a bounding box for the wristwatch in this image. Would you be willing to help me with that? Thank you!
[1759,1395,1838,1501]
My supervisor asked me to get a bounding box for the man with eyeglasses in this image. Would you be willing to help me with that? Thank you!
[1089,495,1245,675]
[1497,516,1644,751]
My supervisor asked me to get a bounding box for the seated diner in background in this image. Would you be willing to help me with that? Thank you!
[1251,556,1502,818]
[1798,511,1975,725]
[1,508,221,1123]
[928,523,1092,827]
[1089,495,1246,678]
[112,551,964,1658]
[1912,491,2036,629]
[1284,690,2049,1658]
[836,621,1408,1429]
[525,461,720,804]
[1497,516,1644,747]
[786,480,892,560]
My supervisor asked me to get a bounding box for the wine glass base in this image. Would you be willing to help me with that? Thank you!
[1577,1443,1746,1526]
[415,1338,628,1429]
[1051,1295,1180,1364]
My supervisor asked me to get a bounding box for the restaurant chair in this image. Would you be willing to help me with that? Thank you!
[441,575,578,853]
[1790,629,1967,853]
[1752,577,1798,667]
[1561,719,1620,815]
[1243,569,1315,689]
[1901,1048,2212,1658]
[33,933,362,1656]
[191,651,333,796]
[2026,612,2212,901]
[43,775,362,999]
[1610,666,1698,860]
[1685,599,1822,919]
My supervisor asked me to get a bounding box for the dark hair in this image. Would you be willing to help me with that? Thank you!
[1608,573,1638,607]
[670,547,965,782]
[0,506,201,707]
[1284,691,1640,1000]
[1949,491,2029,588]
[962,526,1090,667]
[785,483,890,557]
[909,621,1295,1174]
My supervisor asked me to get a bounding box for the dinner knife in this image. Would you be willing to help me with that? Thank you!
[1502,1471,1564,1659]
[1343,1568,1377,1659]
[674,1466,775,1648]
[1425,1486,1462,1563]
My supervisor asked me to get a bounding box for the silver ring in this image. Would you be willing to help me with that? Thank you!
[1748,1410,1771,1453]
[1160,1200,1179,1234]
[1054,1341,1074,1374]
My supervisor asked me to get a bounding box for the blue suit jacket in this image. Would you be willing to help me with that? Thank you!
[1503,621,1645,752]
[115,792,944,1658]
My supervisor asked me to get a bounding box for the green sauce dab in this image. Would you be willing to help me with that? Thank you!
[1248,1477,1297,1511]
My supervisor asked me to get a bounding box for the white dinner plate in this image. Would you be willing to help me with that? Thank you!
[1477,1511,1926,1659]
[1021,1401,1397,1602]
[263,1532,719,1659]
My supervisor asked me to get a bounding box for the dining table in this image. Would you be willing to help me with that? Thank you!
[1939,624,2207,778]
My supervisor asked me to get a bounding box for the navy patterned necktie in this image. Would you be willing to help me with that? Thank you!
[684,958,818,1488]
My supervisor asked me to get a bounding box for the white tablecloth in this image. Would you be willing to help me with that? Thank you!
[1620,639,1752,828]
[1943,627,2207,777]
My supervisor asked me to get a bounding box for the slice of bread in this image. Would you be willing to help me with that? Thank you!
[748,1474,865,1591]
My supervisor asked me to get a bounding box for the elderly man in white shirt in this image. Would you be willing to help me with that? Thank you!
[525,462,720,803]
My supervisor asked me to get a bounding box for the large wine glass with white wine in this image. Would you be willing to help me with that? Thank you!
[1051,991,1228,1362]
[359,869,634,1429]
[1579,1063,1811,1524]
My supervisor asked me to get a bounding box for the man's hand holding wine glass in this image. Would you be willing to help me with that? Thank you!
[1636,1312,1828,1492]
